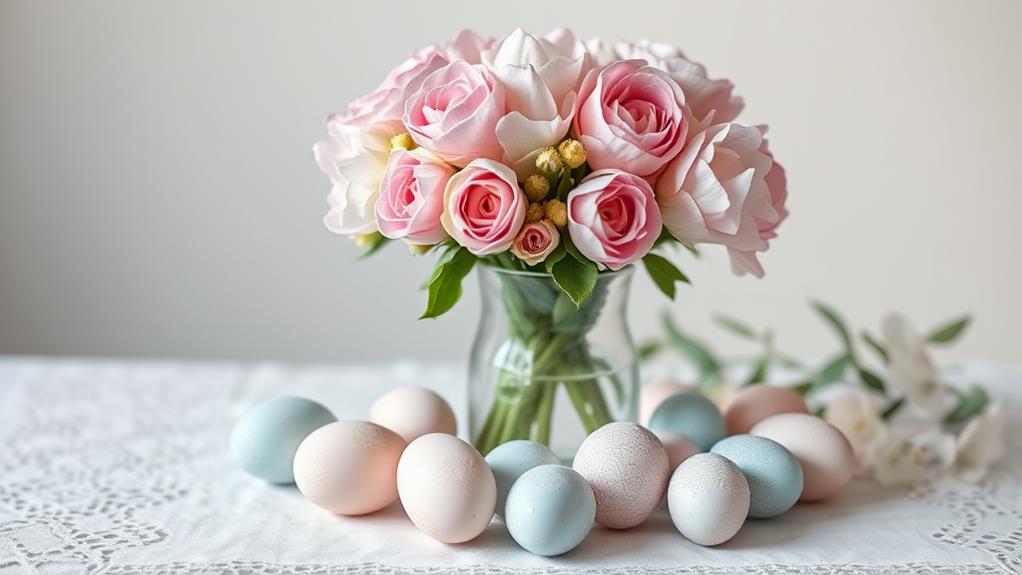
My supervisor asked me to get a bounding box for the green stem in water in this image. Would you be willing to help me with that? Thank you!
[534,381,557,445]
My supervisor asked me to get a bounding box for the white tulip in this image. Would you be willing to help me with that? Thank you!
[953,402,1006,483]
[883,313,947,419]
[872,426,956,486]
[823,386,889,473]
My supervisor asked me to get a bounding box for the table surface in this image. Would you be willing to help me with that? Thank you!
[0,356,1019,575]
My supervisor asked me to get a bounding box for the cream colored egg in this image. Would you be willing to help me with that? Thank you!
[368,386,457,443]
[751,413,855,501]
[397,433,496,543]
[668,453,750,546]
[639,379,697,425]
[722,384,809,435]
[293,421,406,516]
[655,431,701,472]
[572,422,670,529]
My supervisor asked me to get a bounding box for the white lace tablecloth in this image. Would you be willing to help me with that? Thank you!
[0,357,1019,575]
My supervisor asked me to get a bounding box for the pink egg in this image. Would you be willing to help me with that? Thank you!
[573,422,670,529]
[751,413,855,502]
[293,421,406,516]
[397,433,496,543]
[368,386,457,443]
[639,379,697,425]
[655,431,701,472]
[722,384,809,435]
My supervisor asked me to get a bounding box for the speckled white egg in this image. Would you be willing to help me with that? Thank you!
[397,433,496,543]
[750,413,855,502]
[667,453,750,546]
[368,386,457,443]
[230,396,336,484]
[484,440,559,518]
[572,422,669,529]
[655,431,701,472]
[639,378,698,425]
[722,384,809,435]
[293,421,406,515]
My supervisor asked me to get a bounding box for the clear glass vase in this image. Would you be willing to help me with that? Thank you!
[469,264,639,460]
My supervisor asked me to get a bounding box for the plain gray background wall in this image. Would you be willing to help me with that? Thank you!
[1,0,1020,364]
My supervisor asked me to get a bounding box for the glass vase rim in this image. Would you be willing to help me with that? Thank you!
[479,262,634,279]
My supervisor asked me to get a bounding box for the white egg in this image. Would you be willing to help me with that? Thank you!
[572,422,669,529]
[397,433,496,543]
[667,453,750,546]
[293,421,406,516]
[368,386,457,443]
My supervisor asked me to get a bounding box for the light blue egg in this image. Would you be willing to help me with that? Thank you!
[647,392,725,451]
[230,396,336,484]
[505,464,595,556]
[711,434,804,518]
[485,440,559,517]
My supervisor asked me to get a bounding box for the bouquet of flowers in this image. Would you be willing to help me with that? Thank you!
[315,28,789,454]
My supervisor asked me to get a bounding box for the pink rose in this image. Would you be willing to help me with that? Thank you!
[511,220,561,266]
[441,30,494,64]
[403,62,506,167]
[342,47,449,135]
[441,159,527,256]
[375,148,455,245]
[654,123,787,277]
[567,169,662,270]
[573,60,688,178]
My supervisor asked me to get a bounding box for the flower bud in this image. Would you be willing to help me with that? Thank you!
[408,243,431,255]
[524,174,550,202]
[557,139,587,169]
[354,233,376,247]
[544,199,568,228]
[535,147,563,177]
[389,133,415,151]
[526,202,545,223]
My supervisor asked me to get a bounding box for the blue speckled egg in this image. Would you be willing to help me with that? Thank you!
[230,396,336,484]
[711,434,804,518]
[485,440,559,517]
[505,464,596,556]
[648,392,725,451]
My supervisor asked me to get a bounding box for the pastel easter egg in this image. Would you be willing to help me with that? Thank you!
[230,396,336,484]
[667,453,750,546]
[293,421,406,515]
[368,386,457,443]
[639,378,697,425]
[505,464,596,556]
[722,384,809,435]
[397,433,496,543]
[485,440,559,518]
[751,413,855,502]
[711,435,803,518]
[655,431,701,472]
[648,392,726,451]
[572,422,669,529]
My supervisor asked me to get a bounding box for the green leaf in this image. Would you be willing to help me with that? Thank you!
[562,233,587,263]
[715,314,759,341]
[943,385,989,424]
[811,300,854,354]
[543,241,567,273]
[810,354,852,392]
[642,253,689,300]
[419,247,475,319]
[927,315,971,345]
[551,254,598,308]
[679,241,700,257]
[743,356,769,386]
[356,232,388,259]
[862,331,889,363]
[857,366,886,393]
[880,397,905,420]
[555,170,572,200]
[638,340,663,361]
[791,380,814,396]
[661,311,722,388]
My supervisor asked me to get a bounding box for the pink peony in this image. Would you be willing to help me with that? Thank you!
[375,148,455,245]
[567,169,662,270]
[341,47,449,135]
[654,123,788,277]
[573,60,688,178]
[511,220,561,266]
[403,62,506,167]
[441,159,527,256]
